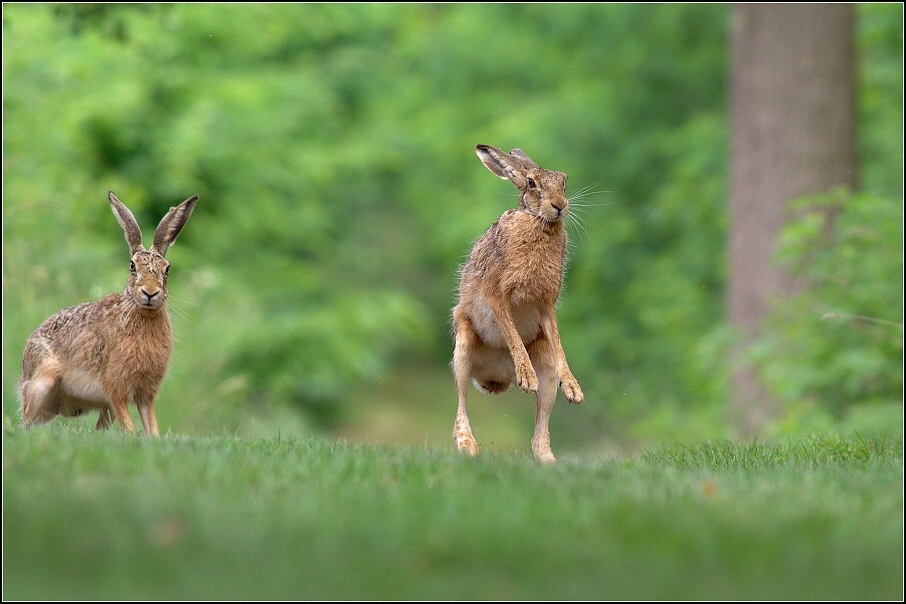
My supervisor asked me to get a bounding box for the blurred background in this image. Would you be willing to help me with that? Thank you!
[2,4,902,457]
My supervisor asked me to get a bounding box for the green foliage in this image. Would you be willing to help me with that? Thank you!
[3,425,903,600]
[752,189,903,417]
[857,2,904,198]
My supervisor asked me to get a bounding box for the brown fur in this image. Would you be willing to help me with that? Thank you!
[452,145,583,463]
[18,191,198,435]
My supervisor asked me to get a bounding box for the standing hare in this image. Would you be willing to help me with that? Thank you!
[452,145,583,464]
[18,191,198,436]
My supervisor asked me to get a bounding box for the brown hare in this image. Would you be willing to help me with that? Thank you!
[18,191,198,435]
[452,144,583,463]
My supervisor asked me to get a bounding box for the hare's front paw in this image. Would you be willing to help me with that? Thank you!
[560,372,584,404]
[515,362,539,394]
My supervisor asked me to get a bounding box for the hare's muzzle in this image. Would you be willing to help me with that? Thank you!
[542,196,568,222]
[138,287,163,307]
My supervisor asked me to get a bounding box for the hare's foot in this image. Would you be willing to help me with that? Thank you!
[515,361,539,394]
[453,418,480,456]
[560,372,584,404]
[531,434,557,464]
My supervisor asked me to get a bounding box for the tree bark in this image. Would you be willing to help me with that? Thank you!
[728,3,857,433]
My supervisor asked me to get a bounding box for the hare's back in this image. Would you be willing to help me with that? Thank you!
[22,295,124,369]
[33,295,120,334]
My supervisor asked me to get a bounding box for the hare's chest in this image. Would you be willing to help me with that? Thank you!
[495,223,565,303]
[500,251,563,306]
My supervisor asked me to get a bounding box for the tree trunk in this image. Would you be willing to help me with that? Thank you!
[728,3,857,433]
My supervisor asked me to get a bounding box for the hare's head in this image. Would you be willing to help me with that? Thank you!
[108,191,198,310]
[476,144,568,223]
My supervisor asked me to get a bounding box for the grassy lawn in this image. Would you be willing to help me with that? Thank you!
[2,422,902,600]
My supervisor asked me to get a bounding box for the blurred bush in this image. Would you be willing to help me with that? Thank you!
[753,189,903,416]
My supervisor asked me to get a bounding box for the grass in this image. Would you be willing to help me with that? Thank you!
[3,422,902,600]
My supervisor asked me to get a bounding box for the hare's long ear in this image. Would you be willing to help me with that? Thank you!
[109,191,144,256]
[476,144,527,189]
[509,148,539,169]
[151,195,198,257]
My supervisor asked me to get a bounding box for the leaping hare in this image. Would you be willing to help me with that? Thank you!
[452,145,583,464]
[18,191,198,436]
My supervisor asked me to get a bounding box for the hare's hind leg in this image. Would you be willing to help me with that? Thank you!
[527,336,559,464]
[19,359,63,426]
[452,307,480,456]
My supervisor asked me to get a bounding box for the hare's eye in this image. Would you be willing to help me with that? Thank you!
[130,261,136,272]
[527,177,537,189]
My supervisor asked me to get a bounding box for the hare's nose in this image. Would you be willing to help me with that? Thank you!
[141,288,160,302]
[551,202,565,215]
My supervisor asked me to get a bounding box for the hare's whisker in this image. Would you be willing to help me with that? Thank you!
[565,213,590,246]
[167,302,196,327]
